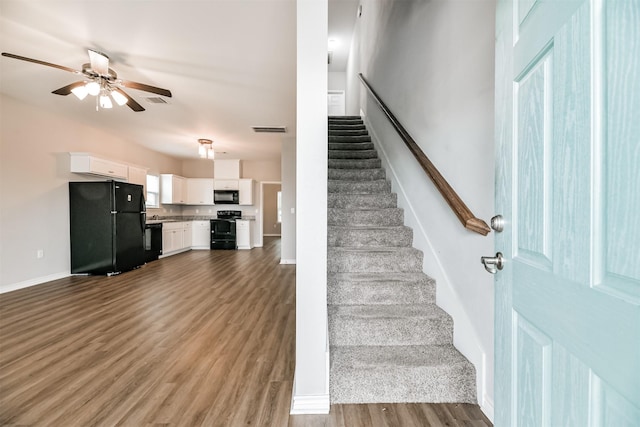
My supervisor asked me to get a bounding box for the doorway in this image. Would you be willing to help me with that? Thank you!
[255,181,282,246]
[262,183,282,237]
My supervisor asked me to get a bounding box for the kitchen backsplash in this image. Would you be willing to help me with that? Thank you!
[148,204,258,219]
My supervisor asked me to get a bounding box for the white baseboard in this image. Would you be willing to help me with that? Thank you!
[290,394,330,415]
[263,234,282,237]
[481,393,494,423]
[1,271,70,294]
[280,259,296,264]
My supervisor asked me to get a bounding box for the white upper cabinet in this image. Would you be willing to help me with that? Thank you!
[160,174,187,204]
[239,179,254,205]
[69,153,128,180]
[213,179,239,190]
[186,179,214,205]
[213,159,241,179]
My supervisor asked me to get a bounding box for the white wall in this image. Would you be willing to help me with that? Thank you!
[345,0,496,419]
[280,136,296,264]
[328,71,346,91]
[0,95,182,293]
[291,0,329,415]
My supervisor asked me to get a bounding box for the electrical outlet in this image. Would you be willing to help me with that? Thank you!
[36,249,44,259]
[195,209,199,213]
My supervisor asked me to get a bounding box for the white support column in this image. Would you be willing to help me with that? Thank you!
[291,0,329,415]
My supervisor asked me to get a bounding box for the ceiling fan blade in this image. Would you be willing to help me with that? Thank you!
[88,49,109,75]
[1,52,80,74]
[52,81,86,96]
[121,80,172,98]
[112,88,145,112]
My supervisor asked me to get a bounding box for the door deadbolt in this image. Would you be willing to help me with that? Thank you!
[481,252,504,274]
[490,215,504,232]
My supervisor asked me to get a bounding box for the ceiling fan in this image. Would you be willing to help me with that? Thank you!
[1,49,172,112]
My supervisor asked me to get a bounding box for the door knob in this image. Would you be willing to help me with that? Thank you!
[481,252,504,274]
[490,215,504,232]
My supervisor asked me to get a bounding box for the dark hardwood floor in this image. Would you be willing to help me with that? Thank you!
[0,237,492,426]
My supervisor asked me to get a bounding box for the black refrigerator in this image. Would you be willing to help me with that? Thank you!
[69,181,146,275]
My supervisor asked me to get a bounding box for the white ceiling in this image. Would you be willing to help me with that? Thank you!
[1,0,359,161]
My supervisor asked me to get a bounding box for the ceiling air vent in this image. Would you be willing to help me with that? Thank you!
[144,97,169,104]
[252,126,287,133]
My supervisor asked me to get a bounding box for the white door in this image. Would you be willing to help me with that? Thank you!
[328,90,345,116]
[494,0,640,425]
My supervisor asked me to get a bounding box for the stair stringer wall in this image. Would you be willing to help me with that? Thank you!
[363,114,494,421]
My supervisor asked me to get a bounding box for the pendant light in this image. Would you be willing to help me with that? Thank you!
[198,139,215,160]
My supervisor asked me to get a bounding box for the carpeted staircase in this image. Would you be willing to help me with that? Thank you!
[327,116,477,404]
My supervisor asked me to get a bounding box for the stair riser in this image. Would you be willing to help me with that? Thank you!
[330,365,477,404]
[329,124,367,131]
[328,121,364,127]
[328,316,452,346]
[328,194,396,209]
[328,180,391,194]
[327,281,435,305]
[329,117,363,124]
[329,150,378,160]
[328,227,412,248]
[329,129,368,136]
[329,135,371,142]
[328,169,386,181]
[329,159,382,169]
[328,250,422,273]
[329,142,374,150]
[327,209,403,226]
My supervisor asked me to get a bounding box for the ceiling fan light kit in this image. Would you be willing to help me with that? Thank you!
[111,89,128,106]
[1,49,172,112]
[71,84,88,100]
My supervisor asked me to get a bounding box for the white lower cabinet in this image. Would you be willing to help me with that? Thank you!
[192,221,210,249]
[236,219,252,250]
[161,221,213,256]
[160,222,190,257]
[182,222,192,248]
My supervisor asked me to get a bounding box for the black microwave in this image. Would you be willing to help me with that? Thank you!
[214,190,239,204]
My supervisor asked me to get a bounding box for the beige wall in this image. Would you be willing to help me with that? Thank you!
[182,159,215,178]
[242,159,281,181]
[0,95,182,291]
[262,183,281,236]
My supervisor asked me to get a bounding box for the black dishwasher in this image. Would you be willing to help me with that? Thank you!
[144,223,163,262]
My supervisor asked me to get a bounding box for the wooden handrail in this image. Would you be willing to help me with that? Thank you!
[358,73,491,236]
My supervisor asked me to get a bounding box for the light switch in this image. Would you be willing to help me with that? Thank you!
[290,208,295,214]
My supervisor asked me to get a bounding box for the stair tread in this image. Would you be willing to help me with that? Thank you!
[328,271,433,282]
[329,246,420,253]
[331,344,471,369]
[328,178,388,183]
[329,303,448,319]
[328,225,410,230]
[328,207,401,212]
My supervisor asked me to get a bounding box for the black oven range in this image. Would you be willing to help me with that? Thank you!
[210,210,242,250]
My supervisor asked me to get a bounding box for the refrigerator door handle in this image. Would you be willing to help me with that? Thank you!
[140,212,146,233]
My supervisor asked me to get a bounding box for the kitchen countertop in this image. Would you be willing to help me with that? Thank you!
[146,215,256,225]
